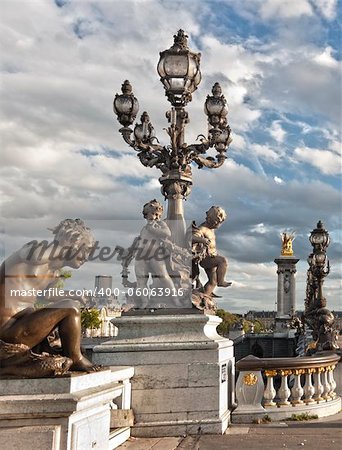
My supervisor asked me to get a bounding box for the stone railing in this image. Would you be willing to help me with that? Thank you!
[233,353,341,423]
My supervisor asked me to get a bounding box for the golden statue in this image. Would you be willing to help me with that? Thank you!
[281,232,295,256]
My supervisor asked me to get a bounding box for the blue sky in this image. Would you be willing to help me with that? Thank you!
[0,0,341,312]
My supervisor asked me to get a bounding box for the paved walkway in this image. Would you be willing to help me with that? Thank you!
[118,412,342,450]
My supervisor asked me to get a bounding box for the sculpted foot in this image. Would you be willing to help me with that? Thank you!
[70,356,102,372]
[217,281,232,288]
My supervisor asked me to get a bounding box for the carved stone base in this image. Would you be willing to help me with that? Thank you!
[0,367,134,450]
[93,313,235,437]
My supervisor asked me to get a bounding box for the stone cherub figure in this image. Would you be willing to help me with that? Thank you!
[193,206,231,297]
[134,199,176,308]
[0,219,100,377]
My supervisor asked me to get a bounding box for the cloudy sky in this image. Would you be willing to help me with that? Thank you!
[1,0,341,312]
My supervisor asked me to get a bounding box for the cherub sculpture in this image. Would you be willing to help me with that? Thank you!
[0,219,100,377]
[193,206,231,297]
[120,199,192,309]
[134,199,176,308]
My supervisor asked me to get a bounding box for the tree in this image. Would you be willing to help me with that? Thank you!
[81,308,102,334]
[253,319,265,334]
[216,309,240,336]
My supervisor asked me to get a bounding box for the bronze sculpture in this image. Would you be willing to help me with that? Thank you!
[193,206,231,296]
[0,219,100,377]
[280,231,295,256]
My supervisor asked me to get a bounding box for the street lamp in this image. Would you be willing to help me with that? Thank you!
[309,220,330,251]
[304,220,337,352]
[113,30,232,244]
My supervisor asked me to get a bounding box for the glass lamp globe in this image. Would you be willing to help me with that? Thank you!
[157,30,201,106]
[113,80,139,127]
[204,82,228,129]
[309,220,330,249]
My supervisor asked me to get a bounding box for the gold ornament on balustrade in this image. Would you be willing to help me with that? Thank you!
[265,370,277,377]
[243,373,258,386]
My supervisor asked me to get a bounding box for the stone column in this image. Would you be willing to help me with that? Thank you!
[159,169,192,246]
[274,256,299,321]
[276,269,284,316]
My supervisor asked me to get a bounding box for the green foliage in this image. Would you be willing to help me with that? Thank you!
[252,415,272,424]
[253,319,266,333]
[54,269,72,289]
[216,309,240,336]
[242,320,253,332]
[81,308,102,330]
[216,309,266,336]
[286,413,319,421]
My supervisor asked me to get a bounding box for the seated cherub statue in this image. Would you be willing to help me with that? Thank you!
[134,199,176,308]
[0,219,100,376]
[193,206,231,296]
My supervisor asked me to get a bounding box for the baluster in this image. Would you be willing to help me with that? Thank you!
[278,370,291,406]
[313,368,324,402]
[264,370,277,407]
[303,369,315,404]
[291,369,304,405]
[322,367,331,401]
[327,365,337,399]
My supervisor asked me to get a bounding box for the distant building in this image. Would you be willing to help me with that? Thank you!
[87,275,120,309]
[82,275,121,338]
[245,310,277,330]
[83,306,120,338]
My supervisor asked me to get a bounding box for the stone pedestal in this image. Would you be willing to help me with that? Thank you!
[274,256,299,321]
[93,313,235,437]
[0,367,134,450]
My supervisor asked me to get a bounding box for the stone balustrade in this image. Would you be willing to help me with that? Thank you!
[233,353,341,423]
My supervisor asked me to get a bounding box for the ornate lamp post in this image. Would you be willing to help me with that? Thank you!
[304,221,338,352]
[307,220,330,309]
[113,30,232,244]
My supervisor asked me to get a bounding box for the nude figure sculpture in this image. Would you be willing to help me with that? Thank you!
[134,199,176,307]
[0,218,100,377]
[193,206,231,296]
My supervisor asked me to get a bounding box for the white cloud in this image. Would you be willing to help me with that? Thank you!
[311,0,338,20]
[259,49,341,126]
[260,0,313,19]
[328,139,341,156]
[293,146,342,175]
[313,46,339,67]
[274,176,284,184]
[251,144,280,162]
[250,223,268,234]
[269,121,286,143]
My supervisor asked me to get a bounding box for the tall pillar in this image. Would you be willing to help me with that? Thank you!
[274,256,299,318]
